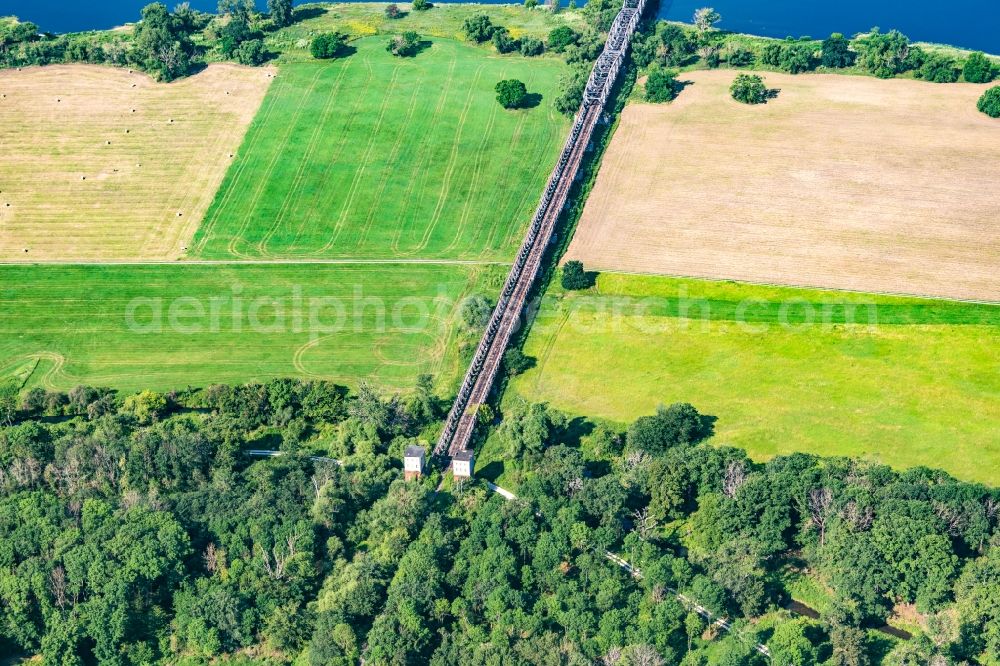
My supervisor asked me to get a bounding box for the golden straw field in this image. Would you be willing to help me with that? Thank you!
[0,63,273,261]
[568,70,1000,301]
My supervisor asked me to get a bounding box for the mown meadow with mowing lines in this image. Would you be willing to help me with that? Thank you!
[0,263,501,393]
[507,273,1000,484]
[192,36,569,261]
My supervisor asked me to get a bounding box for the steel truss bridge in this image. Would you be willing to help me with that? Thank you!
[434,0,648,464]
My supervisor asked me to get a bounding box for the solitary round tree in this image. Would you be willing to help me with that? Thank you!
[411,0,432,10]
[495,79,528,109]
[560,260,591,290]
[310,32,346,59]
[387,31,422,57]
[730,73,767,104]
[978,86,1000,118]
[963,51,996,83]
[645,68,678,103]
[692,7,721,31]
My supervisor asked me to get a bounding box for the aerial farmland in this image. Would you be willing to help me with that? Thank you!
[516,64,1000,483]
[0,4,573,392]
[1,1,999,663]
[567,69,1000,301]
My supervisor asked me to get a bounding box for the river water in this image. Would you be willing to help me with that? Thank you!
[3,0,998,53]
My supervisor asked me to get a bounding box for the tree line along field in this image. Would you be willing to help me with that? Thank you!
[0,63,273,261]
[192,36,569,261]
[568,70,1000,302]
[268,2,587,60]
[508,273,1000,485]
[0,263,495,392]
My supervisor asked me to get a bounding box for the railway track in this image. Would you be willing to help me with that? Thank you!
[435,0,647,463]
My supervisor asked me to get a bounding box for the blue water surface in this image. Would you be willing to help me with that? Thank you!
[2,0,998,53]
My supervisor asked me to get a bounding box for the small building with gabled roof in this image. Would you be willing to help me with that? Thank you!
[452,449,475,479]
[404,445,425,481]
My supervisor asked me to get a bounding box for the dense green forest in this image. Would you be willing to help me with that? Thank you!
[1,378,999,664]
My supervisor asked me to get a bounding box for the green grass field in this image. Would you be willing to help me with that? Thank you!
[509,273,1000,484]
[0,263,500,393]
[192,36,569,261]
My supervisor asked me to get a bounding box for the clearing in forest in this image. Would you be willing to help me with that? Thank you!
[509,273,1000,485]
[0,263,496,392]
[0,63,273,261]
[192,37,569,261]
[568,70,1000,302]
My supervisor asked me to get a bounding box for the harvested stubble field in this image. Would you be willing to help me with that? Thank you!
[511,273,1000,485]
[568,70,1000,302]
[0,63,273,261]
[0,263,493,392]
[193,37,569,261]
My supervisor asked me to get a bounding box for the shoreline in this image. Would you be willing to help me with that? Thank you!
[659,19,1000,59]
[3,2,999,56]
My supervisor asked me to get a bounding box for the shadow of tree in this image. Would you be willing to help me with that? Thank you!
[560,416,596,447]
[518,92,543,109]
[292,6,328,24]
[697,414,718,442]
[336,44,358,58]
[675,78,695,95]
[478,460,504,482]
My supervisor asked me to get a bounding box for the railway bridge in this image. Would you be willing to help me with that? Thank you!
[434,0,648,467]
